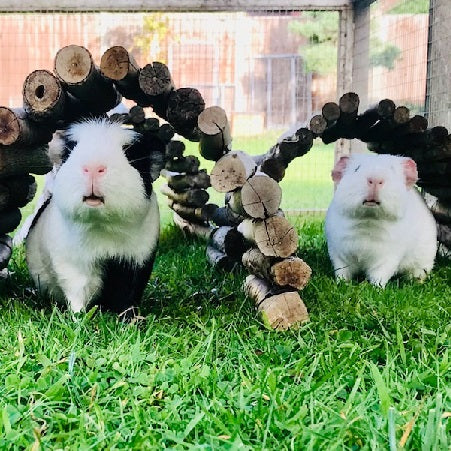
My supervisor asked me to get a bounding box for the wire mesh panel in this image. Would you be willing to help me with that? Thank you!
[0,10,340,213]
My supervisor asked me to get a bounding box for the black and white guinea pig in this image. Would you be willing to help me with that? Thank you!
[25,118,160,316]
[325,153,437,287]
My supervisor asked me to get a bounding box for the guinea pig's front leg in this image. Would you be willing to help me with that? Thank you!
[331,256,356,281]
[366,259,400,288]
[53,258,101,313]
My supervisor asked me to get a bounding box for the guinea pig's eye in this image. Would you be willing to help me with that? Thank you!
[354,165,361,172]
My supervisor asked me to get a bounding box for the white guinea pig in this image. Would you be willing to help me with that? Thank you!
[25,118,160,316]
[325,153,437,287]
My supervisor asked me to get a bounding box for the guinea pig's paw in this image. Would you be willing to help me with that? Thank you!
[407,267,431,284]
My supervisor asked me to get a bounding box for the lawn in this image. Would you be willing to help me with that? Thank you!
[0,217,449,449]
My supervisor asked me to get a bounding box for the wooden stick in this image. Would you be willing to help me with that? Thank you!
[210,206,246,226]
[0,145,52,177]
[165,140,185,159]
[244,274,309,330]
[238,216,298,258]
[173,212,213,240]
[238,172,282,219]
[206,245,235,270]
[210,151,257,193]
[54,45,121,114]
[0,108,54,147]
[165,155,200,174]
[198,106,232,161]
[210,226,247,260]
[161,169,210,191]
[437,223,451,248]
[168,200,217,223]
[160,184,209,207]
[23,70,66,123]
[100,46,153,107]
[242,247,311,290]
[166,87,205,140]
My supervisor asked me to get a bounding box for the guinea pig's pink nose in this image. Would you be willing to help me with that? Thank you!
[83,165,107,176]
[367,177,384,186]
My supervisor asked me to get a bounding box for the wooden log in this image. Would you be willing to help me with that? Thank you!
[210,206,245,227]
[128,105,145,124]
[242,247,311,290]
[173,212,213,240]
[161,169,210,191]
[0,108,53,147]
[54,45,121,114]
[254,128,314,181]
[138,62,174,118]
[393,106,410,124]
[0,208,21,234]
[238,216,298,258]
[210,151,257,193]
[322,102,340,124]
[206,245,235,270]
[309,114,328,136]
[165,155,200,174]
[210,226,247,260]
[377,98,396,119]
[437,223,451,248]
[244,275,309,330]
[165,140,185,159]
[168,200,217,223]
[100,46,153,107]
[239,172,282,219]
[23,70,66,123]
[166,88,205,140]
[198,106,232,161]
[0,145,52,178]
[160,184,209,207]
[0,234,12,270]
[157,123,175,143]
[0,175,36,210]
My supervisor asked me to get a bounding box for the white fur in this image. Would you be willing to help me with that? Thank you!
[325,153,437,287]
[25,119,159,312]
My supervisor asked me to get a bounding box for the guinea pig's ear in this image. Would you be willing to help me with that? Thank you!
[331,156,350,183]
[403,158,418,188]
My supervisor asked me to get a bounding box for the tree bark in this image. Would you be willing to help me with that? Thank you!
[54,45,121,114]
[165,140,185,159]
[206,245,235,270]
[173,212,213,240]
[0,145,52,178]
[210,206,246,226]
[161,169,210,191]
[210,225,247,260]
[165,155,200,174]
[168,200,217,223]
[0,108,53,147]
[160,183,209,207]
[167,87,205,140]
[198,106,232,161]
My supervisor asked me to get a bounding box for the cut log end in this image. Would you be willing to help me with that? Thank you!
[23,70,62,113]
[100,45,134,80]
[0,108,20,146]
[54,45,93,84]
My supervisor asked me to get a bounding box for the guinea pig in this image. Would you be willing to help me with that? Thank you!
[25,118,160,316]
[325,153,437,287]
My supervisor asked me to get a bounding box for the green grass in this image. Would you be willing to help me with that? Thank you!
[0,218,449,449]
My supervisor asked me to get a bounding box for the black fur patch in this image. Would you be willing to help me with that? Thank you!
[94,254,156,316]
